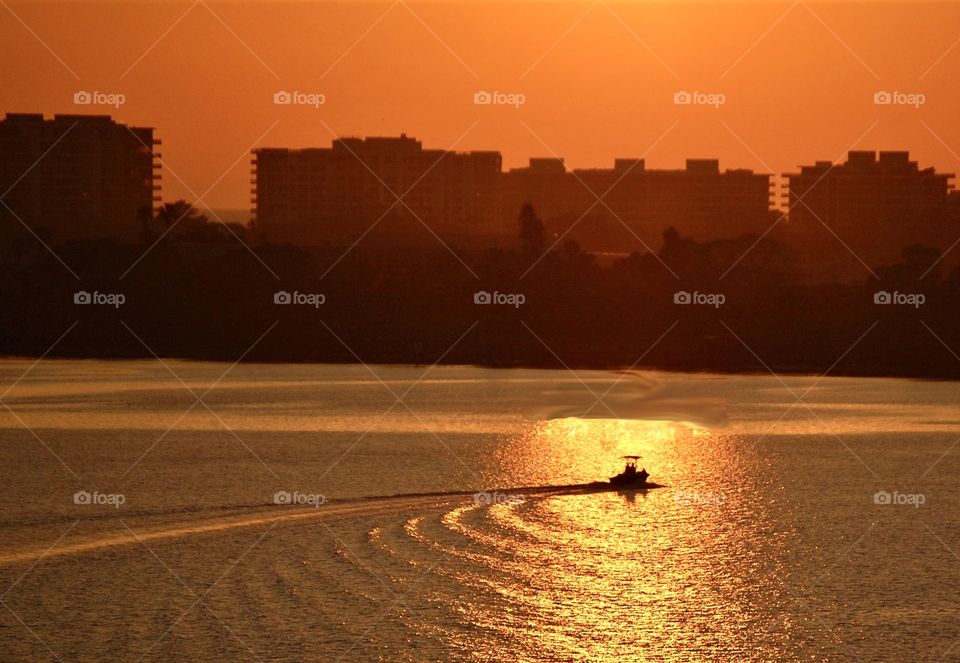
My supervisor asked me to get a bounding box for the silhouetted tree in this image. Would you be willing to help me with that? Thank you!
[157,200,207,228]
[875,244,943,293]
[138,204,155,243]
[150,200,218,242]
[518,202,545,258]
[901,244,942,276]
[2,211,959,377]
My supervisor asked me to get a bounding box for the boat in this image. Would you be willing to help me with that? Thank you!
[608,455,650,487]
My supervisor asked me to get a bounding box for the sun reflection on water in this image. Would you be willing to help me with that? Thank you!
[430,417,801,660]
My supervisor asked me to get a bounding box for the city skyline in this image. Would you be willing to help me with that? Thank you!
[5,111,960,265]
[4,1,960,210]
[8,112,960,259]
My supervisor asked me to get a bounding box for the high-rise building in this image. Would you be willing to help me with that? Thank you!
[251,134,773,251]
[0,113,160,243]
[501,157,774,250]
[251,135,502,245]
[783,151,957,264]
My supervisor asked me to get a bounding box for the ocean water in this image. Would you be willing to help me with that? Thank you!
[0,360,958,661]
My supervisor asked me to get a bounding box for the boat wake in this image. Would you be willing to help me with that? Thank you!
[0,481,664,567]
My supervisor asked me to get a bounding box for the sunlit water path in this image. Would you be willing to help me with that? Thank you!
[0,361,958,661]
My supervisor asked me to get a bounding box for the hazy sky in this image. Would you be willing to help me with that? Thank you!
[4,1,960,211]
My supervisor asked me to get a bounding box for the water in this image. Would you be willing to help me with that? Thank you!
[0,360,958,661]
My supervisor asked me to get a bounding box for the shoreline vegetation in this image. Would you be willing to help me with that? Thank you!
[3,204,959,381]
[1,353,956,383]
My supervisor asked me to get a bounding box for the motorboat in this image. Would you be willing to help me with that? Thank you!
[608,455,650,487]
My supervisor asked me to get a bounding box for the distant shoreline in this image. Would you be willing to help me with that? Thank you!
[1,352,955,382]
[3,237,958,384]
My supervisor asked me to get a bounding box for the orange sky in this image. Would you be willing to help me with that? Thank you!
[4,1,960,213]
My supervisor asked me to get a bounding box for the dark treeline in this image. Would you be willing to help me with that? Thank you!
[2,204,960,378]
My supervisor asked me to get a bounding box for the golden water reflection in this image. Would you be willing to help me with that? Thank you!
[435,418,802,660]
[4,363,954,660]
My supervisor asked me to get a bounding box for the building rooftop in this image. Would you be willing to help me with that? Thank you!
[254,134,498,159]
[785,151,953,179]
[4,113,119,123]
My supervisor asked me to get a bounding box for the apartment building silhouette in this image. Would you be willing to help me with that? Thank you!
[11,118,954,261]
[784,150,959,264]
[252,134,501,245]
[502,157,774,249]
[0,113,160,243]
[251,135,774,251]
